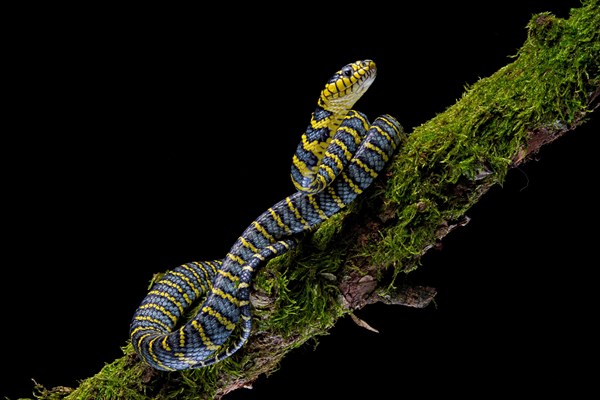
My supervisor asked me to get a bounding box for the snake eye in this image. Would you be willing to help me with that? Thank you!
[341,66,353,77]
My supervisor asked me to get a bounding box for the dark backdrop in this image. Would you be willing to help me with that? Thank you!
[4,1,597,399]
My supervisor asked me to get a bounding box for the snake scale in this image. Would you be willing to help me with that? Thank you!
[130,60,405,370]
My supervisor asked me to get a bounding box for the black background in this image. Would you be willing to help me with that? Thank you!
[4,1,598,399]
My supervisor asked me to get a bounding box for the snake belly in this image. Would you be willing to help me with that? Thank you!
[130,60,405,371]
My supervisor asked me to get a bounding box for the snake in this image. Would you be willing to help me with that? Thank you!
[130,59,405,371]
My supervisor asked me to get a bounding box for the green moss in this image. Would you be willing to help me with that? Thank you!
[38,346,149,400]
[267,251,345,337]
[371,2,599,273]
[309,212,346,251]
[252,235,346,339]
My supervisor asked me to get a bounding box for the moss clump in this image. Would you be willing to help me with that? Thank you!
[260,241,347,338]
[371,2,599,272]
[37,346,150,400]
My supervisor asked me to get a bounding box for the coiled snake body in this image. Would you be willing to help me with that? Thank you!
[130,60,404,370]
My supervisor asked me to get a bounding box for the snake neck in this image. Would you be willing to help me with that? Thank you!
[308,87,362,160]
[310,103,349,138]
[290,102,350,193]
[291,62,376,193]
[314,77,370,131]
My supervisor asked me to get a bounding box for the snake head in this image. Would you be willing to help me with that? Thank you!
[319,60,377,111]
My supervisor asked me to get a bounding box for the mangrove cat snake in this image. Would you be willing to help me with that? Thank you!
[130,60,405,371]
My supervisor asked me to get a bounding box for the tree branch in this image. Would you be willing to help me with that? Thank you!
[33,2,598,399]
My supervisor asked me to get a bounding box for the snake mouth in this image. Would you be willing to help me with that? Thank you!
[351,70,376,94]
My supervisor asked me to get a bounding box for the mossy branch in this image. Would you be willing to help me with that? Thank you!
[32,3,598,400]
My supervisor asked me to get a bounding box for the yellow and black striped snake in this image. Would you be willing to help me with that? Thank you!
[130,60,405,370]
